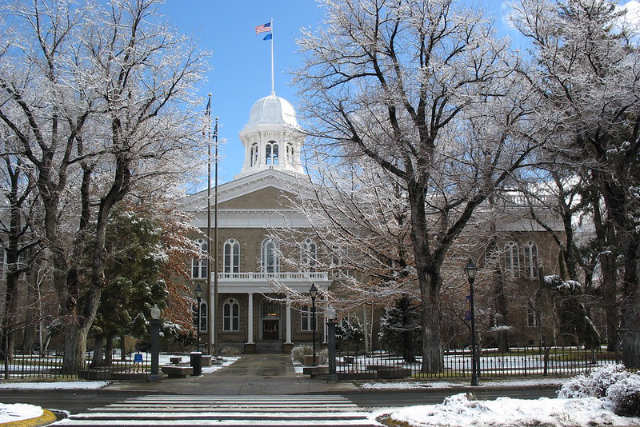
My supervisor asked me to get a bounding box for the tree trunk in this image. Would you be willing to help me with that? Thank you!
[362,305,370,353]
[91,335,105,368]
[61,287,102,374]
[601,251,618,351]
[622,238,640,368]
[420,280,443,373]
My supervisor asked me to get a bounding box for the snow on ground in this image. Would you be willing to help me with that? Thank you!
[0,381,109,390]
[0,402,43,423]
[201,357,239,374]
[373,393,640,426]
[360,377,569,390]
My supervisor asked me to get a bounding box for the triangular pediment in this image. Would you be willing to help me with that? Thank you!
[182,169,309,213]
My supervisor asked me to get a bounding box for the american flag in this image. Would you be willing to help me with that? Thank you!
[255,22,271,34]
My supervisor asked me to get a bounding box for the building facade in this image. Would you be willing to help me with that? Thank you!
[185,94,330,354]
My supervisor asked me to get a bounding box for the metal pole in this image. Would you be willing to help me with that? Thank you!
[197,296,201,353]
[150,319,160,376]
[213,117,219,357]
[312,295,317,366]
[469,277,479,386]
[327,319,337,382]
[206,93,212,356]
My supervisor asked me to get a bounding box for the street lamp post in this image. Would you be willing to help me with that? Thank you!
[309,283,318,366]
[194,282,203,353]
[326,305,337,382]
[465,258,479,386]
[149,304,161,378]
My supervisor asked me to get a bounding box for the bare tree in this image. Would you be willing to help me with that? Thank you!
[296,0,540,371]
[0,0,207,371]
[511,0,640,366]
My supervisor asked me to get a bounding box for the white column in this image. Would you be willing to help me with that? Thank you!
[247,293,254,344]
[285,298,292,344]
[323,297,328,344]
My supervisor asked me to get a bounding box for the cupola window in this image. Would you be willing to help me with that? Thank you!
[250,143,258,167]
[286,144,294,164]
[266,141,279,166]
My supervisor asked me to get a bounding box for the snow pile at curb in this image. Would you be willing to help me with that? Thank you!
[0,380,109,390]
[0,402,42,423]
[360,377,567,390]
[376,393,640,426]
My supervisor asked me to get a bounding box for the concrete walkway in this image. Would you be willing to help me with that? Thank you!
[106,354,358,395]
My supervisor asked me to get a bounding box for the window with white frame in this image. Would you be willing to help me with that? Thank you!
[191,239,208,279]
[261,238,279,273]
[223,298,240,332]
[199,301,208,332]
[223,239,240,274]
[265,141,279,166]
[503,241,519,277]
[300,238,317,270]
[301,305,314,332]
[522,241,539,279]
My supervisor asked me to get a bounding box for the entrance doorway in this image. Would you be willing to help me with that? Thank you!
[261,300,281,341]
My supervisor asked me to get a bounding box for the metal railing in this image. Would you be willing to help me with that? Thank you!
[218,271,328,281]
[336,345,621,379]
[0,350,151,381]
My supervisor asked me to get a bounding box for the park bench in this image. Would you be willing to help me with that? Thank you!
[169,356,182,365]
[161,365,192,378]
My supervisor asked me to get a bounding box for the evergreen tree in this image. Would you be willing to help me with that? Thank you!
[379,296,422,363]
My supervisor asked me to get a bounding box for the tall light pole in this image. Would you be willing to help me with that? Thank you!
[194,282,203,353]
[149,304,161,378]
[309,283,318,366]
[465,258,479,386]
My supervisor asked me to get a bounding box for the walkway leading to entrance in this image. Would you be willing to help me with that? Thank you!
[108,354,357,395]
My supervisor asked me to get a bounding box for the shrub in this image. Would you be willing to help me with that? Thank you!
[290,345,328,365]
[559,364,630,398]
[291,345,312,363]
[559,364,640,417]
[607,375,640,417]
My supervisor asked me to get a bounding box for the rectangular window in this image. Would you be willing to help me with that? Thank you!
[301,306,313,332]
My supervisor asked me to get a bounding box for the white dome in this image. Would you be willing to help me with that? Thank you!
[244,95,299,129]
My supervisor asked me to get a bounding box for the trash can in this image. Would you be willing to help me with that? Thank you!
[190,351,202,376]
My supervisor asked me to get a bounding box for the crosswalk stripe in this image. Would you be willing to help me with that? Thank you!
[53,394,378,426]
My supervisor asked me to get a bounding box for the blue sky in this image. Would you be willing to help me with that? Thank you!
[157,0,634,190]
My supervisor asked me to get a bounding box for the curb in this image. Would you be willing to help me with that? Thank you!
[3,409,57,427]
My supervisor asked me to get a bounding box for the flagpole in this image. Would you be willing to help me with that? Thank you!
[206,93,212,356]
[270,17,275,96]
[213,116,219,358]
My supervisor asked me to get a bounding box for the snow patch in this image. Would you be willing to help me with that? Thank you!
[0,381,109,390]
[0,402,42,423]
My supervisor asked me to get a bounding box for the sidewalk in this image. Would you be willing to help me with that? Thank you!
[106,353,359,394]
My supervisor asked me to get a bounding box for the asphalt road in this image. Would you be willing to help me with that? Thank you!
[0,387,559,414]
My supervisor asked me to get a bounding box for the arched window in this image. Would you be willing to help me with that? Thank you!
[265,141,279,165]
[224,239,240,274]
[300,238,317,270]
[223,298,240,332]
[330,245,344,267]
[503,241,519,277]
[250,143,258,167]
[286,143,294,164]
[523,241,539,279]
[261,238,279,273]
[199,301,208,332]
[191,239,208,279]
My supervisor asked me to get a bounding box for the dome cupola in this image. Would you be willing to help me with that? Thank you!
[237,94,305,178]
